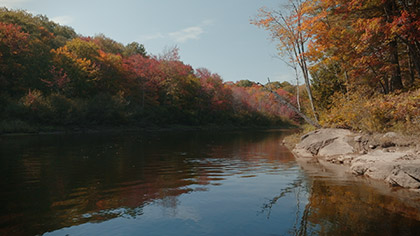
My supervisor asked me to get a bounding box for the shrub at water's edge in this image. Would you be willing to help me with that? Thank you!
[318,90,420,135]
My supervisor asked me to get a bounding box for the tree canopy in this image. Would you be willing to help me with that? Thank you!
[0,8,299,132]
[253,0,420,133]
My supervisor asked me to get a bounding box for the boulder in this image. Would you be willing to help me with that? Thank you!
[350,150,420,189]
[293,128,420,191]
[294,128,355,157]
[387,164,420,189]
[383,132,398,139]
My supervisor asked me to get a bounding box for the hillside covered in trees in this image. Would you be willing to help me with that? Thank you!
[0,8,303,133]
[254,0,420,134]
[4,0,418,134]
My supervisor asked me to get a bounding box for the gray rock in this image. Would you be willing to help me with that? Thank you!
[293,128,420,191]
[318,139,354,157]
[383,132,398,139]
[294,128,354,157]
[400,164,420,181]
[350,151,420,189]
[354,135,362,142]
[387,167,420,189]
[364,163,396,180]
[352,150,402,163]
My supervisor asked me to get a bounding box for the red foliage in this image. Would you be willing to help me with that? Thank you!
[229,83,298,120]
[41,66,70,91]
[0,22,29,55]
[122,54,162,105]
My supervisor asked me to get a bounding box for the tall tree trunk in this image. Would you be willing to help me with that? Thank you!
[296,76,301,112]
[292,62,301,111]
[397,0,420,78]
[300,57,318,122]
[408,43,420,78]
[384,0,403,92]
[382,77,390,94]
[295,29,318,122]
[291,0,318,122]
[408,45,415,87]
[389,40,403,91]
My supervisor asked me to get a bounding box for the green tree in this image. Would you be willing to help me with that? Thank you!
[123,42,147,57]
[93,34,125,55]
[311,62,346,110]
[236,79,256,87]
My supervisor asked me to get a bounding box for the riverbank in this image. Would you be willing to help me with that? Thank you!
[285,128,420,193]
[0,122,297,136]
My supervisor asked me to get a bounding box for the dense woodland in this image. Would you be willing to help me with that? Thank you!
[2,0,420,134]
[254,0,420,134]
[0,8,301,132]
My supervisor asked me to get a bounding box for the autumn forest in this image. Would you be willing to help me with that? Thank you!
[1,0,420,133]
[254,0,420,133]
[0,8,299,132]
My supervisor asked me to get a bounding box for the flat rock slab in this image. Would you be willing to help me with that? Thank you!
[351,151,420,189]
[292,128,420,191]
[294,128,355,158]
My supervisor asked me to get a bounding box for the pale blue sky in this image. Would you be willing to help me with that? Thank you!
[1,0,293,84]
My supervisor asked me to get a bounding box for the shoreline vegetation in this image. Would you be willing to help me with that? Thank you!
[3,2,420,136]
[2,0,420,166]
[0,8,301,135]
[258,0,420,195]
[0,123,298,136]
[253,0,420,135]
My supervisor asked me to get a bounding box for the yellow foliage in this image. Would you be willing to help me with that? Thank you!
[320,89,420,134]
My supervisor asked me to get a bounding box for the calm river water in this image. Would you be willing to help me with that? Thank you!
[1,129,420,235]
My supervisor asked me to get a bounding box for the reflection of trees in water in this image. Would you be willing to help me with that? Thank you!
[259,176,312,236]
[260,177,305,219]
[304,180,420,235]
[0,130,294,236]
[261,175,420,236]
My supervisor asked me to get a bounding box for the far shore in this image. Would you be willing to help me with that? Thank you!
[0,123,298,136]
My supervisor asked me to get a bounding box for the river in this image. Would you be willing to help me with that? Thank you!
[1,129,420,235]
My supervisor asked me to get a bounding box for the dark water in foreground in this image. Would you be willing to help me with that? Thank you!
[1,129,420,236]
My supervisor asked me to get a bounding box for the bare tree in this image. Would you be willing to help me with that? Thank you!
[253,0,318,123]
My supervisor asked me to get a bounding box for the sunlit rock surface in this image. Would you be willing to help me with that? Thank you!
[293,128,420,191]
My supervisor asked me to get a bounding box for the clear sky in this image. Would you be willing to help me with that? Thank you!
[0,0,293,84]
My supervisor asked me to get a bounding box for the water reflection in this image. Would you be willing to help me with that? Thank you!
[302,179,420,235]
[0,130,295,235]
[1,130,420,236]
[262,161,420,236]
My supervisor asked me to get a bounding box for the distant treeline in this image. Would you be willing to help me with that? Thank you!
[0,8,299,132]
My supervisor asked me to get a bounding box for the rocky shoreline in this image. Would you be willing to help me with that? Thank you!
[290,128,420,193]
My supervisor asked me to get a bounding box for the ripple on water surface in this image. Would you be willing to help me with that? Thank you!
[1,130,420,236]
